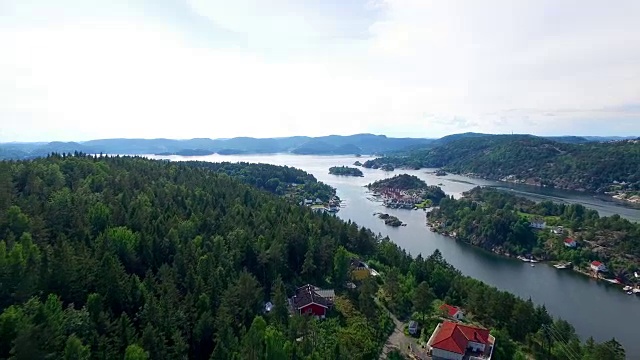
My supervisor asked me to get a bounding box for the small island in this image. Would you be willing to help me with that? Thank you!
[375,213,404,227]
[367,174,446,209]
[329,166,364,177]
[353,161,363,166]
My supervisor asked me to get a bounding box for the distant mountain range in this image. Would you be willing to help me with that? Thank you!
[0,134,434,159]
[0,133,636,160]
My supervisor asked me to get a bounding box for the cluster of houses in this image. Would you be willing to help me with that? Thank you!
[300,197,341,213]
[378,188,423,209]
[528,219,568,237]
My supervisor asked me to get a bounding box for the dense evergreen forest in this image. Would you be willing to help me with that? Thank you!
[428,187,640,275]
[363,135,640,196]
[0,155,625,359]
[328,166,364,177]
[184,161,336,202]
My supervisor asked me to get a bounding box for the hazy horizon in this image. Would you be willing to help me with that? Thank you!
[1,132,638,145]
[2,1,639,142]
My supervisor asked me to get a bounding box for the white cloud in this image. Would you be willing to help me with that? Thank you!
[0,0,639,141]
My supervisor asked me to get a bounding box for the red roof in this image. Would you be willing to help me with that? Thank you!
[431,321,491,355]
[439,304,460,317]
[564,238,575,243]
[591,261,603,267]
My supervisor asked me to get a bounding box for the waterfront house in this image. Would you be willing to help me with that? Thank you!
[427,321,495,360]
[529,218,546,229]
[408,321,419,335]
[564,238,577,248]
[304,199,313,206]
[315,198,323,204]
[439,304,464,321]
[290,284,334,319]
[551,226,564,235]
[590,261,607,272]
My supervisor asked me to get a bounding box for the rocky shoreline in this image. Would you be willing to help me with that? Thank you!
[450,171,640,208]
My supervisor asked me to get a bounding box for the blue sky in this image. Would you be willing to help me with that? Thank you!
[1,0,639,141]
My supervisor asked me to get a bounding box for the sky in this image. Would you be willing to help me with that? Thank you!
[1,0,639,142]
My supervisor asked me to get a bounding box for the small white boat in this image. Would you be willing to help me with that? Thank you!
[633,288,640,294]
[623,286,633,291]
[531,264,535,267]
[627,291,634,295]
[530,259,539,263]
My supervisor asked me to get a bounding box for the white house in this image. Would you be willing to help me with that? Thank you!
[427,321,495,360]
[439,304,464,321]
[551,226,564,235]
[529,219,546,229]
[590,261,607,272]
[564,238,577,248]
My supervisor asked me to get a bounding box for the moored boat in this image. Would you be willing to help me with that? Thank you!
[554,262,572,269]
[623,286,633,291]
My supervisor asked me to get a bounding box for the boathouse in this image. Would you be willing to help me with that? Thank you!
[590,261,607,272]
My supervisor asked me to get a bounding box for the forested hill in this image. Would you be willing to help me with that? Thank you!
[184,161,336,202]
[0,155,625,359]
[367,174,430,191]
[363,135,640,194]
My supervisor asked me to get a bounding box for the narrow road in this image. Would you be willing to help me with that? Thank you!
[378,301,430,360]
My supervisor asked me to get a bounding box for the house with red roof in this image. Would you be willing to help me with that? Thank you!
[590,261,607,272]
[439,304,464,321]
[289,284,334,319]
[564,238,577,248]
[427,321,495,360]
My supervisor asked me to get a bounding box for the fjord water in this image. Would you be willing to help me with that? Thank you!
[149,153,640,355]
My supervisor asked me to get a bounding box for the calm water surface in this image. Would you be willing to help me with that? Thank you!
[148,154,640,356]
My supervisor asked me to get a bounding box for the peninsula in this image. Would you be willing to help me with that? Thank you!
[329,165,364,177]
[427,187,640,286]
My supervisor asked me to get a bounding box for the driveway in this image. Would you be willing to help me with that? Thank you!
[378,304,430,360]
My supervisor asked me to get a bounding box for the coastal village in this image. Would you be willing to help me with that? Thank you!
[374,188,425,210]
[366,174,447,211]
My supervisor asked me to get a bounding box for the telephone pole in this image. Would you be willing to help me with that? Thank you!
[543,325,553,360]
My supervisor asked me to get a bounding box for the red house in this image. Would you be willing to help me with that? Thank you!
[439,303,464,321]
[291,284,333,319]
[427,321,495,360]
